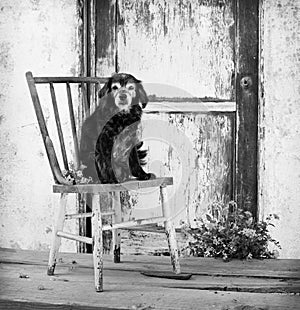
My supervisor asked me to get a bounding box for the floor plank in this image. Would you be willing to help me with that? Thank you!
[0,248,299,310]
[1,247,299,279]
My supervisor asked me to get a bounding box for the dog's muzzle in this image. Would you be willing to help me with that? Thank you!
[115,89,132,109]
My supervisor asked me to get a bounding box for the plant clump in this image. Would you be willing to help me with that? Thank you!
[181,201,281,261]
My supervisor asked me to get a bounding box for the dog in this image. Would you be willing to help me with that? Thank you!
[80,73,155,184]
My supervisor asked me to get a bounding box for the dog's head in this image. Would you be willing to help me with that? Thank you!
[99,73,148,111]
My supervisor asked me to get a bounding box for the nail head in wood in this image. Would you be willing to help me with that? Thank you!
[240,76,253,90]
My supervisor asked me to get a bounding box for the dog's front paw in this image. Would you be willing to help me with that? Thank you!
[148,173,156,180]
[138,173,156,181]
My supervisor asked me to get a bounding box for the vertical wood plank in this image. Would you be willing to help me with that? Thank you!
[160,185,180,274]
[83,0,90,77]
[79,1,95,252]
[81,0,96,76]
[92,194,103,292]
[47,193,68,275]
[235,0,259,217]
[81,82,90,118]
[66,83,80,169]
[111,191,122,263]
[89,0,96,77]
[96,0,117,75]
[89,0,98,111]
[49,83,69,171]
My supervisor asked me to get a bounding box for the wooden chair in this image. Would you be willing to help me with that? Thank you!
[25,71,181,292]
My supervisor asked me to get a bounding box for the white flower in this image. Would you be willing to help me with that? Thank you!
[240,228,256,238]
[76,170,83,178]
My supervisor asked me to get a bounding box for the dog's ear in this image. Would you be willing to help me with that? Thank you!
[137,83,149,109]
[98,79,111,99]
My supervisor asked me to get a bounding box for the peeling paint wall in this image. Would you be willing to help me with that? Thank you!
[117,0,235,99]
[259,0,300,258]
[0,1,81,251]
[139,113,233,226]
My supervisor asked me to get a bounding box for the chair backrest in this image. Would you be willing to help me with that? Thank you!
[26,71,108,185]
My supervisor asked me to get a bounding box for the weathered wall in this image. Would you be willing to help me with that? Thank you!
[116,0,235,99]
[1,0,300,260]
[0,0,81,251]
[259,0,300,258]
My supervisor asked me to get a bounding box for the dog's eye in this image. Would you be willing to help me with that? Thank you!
[112,85,119,90]
[127,85,135,91]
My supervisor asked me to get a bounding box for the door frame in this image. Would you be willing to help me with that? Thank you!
[235,0,259,218]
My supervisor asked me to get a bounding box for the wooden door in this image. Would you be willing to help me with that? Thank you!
[85,0,258,227]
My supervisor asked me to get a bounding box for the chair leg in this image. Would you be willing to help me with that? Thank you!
[160,185,181,274]
[47,193,68,275]
[111,191,122,263]
[78,193,87,253]
[92,194,103,292]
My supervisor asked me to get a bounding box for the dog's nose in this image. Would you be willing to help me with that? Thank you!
[119,93,127,100]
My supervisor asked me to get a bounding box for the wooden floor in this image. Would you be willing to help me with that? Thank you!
[0,248,299,310]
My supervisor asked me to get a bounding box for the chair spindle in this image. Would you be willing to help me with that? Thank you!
[26,72,60,183]
[26,72,50,142]
[66,82,80,169]
[50,83,69,171]
[81,82,90,118]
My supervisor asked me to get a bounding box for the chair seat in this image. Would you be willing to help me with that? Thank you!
[53,177,173,193]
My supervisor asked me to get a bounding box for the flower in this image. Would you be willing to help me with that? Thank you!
[62,162,93,184]
[76,170,83,178]
[240,228,256,238]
